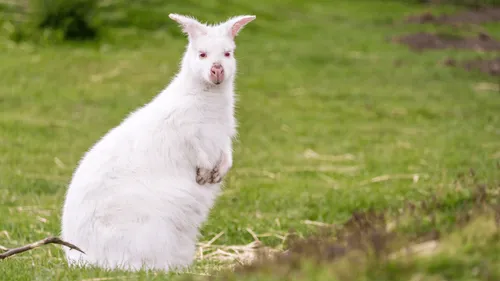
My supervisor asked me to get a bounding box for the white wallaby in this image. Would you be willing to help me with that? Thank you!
[60,13,256,272]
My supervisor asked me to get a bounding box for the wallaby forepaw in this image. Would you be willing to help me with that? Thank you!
[196,167,211,185]
[196,166,223,185]
[210,166,223,184]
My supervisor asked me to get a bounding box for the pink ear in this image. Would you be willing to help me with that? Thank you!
[226,15,256,39]
[169,13,207,40]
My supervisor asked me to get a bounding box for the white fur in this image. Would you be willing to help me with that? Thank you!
[60,14,256,272]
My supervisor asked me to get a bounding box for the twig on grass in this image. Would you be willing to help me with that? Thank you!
[303,149,356,162]
[302,220,335,228]
[205,231,225,247]
[360,173,428,186]
[0,236,85,260]
[197,232,225,261]
[246,228,260,242]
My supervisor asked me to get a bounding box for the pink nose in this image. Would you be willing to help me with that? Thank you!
[210,64,224,84]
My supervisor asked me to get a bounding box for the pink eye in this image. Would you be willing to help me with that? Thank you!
[199,52,207,58]
[224,52,231,57]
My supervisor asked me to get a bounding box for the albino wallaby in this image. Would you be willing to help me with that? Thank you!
[61,13,256,271]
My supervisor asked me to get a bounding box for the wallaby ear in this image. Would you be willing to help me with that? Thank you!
[224,15,256,39]
[169,13,207,40]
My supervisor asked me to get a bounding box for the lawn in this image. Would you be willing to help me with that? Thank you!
[0,0,500,280]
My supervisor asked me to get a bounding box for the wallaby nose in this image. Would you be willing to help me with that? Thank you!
[210,63,224,84]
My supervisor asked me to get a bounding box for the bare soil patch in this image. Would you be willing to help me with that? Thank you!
[395,31,500,52]
[445,57,500,76]
[396,6,500,76]
[406,7,500,25]
[463,57,500,75]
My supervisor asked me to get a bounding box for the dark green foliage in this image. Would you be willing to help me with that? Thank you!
[30,0,100,40]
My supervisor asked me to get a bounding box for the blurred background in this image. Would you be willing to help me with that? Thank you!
[0,0,500,280]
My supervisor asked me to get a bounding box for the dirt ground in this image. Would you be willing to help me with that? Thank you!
[462,57,500,75]
[395,32,500,52]
[443,57,500,76]
[396,6,500,76]
[406,7,500,25]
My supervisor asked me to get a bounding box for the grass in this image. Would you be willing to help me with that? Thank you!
[1,0,500,280]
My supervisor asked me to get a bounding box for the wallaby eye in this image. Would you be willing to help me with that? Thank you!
[224,52,231,58]
[199,52,207,58]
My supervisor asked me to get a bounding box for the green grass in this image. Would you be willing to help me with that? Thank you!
[1,0,500,280]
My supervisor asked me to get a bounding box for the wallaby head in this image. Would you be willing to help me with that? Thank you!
[169,14,256,86]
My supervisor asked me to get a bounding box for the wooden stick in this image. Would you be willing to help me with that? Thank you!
[0,236,85,260]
